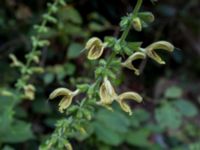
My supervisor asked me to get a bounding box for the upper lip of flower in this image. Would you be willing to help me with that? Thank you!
[121,52,146,75]
[49,88,79,113]
[86,37,106,60]
[116,91,143,115]
[144,41,174,64]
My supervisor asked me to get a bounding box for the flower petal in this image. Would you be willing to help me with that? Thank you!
[98,77,117,106]
[86,37,105,60]
[23,84,35,100]
[122,52,146,75]
[49,88,72,99]
[133,17,142,32]
[117,92,143,115]
[58,95,73,113]
[145,41,174,64]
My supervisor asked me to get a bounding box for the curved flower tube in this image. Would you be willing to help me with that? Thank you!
[144,41,174,64]
[86,37,106,60]
[49,88,79,113]
[116,92,143,115]
[121,52,146,75]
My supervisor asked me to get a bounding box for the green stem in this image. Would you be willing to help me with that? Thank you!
[90,0,143,95]
[26,1,58,67]
[18,0,60,89]
[120,0,143,43]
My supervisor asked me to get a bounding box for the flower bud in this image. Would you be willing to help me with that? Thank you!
[121,52,146,75]
[132,17,142,32]
[86,37,105,60]
[145,41,174,64]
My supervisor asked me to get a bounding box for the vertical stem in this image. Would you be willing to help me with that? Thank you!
[120,0,143,43]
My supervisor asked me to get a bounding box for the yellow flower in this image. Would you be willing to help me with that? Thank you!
[49,88,79,113]
[97,77,117,110]
[121,52,146,75]
[65,143,73,150]
[86,37,106,60]
[132,17,142,32]
[97,77,143,115]
[116,92,143,115]
[23,84,35,100]
[144,41,174,64]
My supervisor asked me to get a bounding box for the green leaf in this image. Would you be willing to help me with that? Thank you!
[165,86,182,99]
[63,63,76,76]
[125,128,151,147]
[93,122,124,146]
[127,42,142,51]
[95,109,130,133]
[32,99,52,114]
[92,109,131,145]
[131,108,150,123]
[155,103,182,129]
[43,73,55,85]
[58,7,82,24]
[67,43,83,59]
[88,22,106,32]
[1,120,34,143]
[173,99,198,117]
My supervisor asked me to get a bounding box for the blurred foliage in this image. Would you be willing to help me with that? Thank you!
[0,0,199,149]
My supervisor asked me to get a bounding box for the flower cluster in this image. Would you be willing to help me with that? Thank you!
[45,0,176,149]
[50,37,174,115]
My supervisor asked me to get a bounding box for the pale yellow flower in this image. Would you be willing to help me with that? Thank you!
[49,88,79,113]
[97,77,117,110]
[65,143,73,150]
[121,52,146,75]
[97,77,143,115]
[86,37,106,60]
[144,41,174,64]
[23,84,35,100]
[116,92,143,115]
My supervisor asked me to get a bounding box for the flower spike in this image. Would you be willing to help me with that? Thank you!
[116,92,143,115]
[145,41,174,64]
[121,52,146,75]
[49,88,79,113]
[86,37,106,60]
